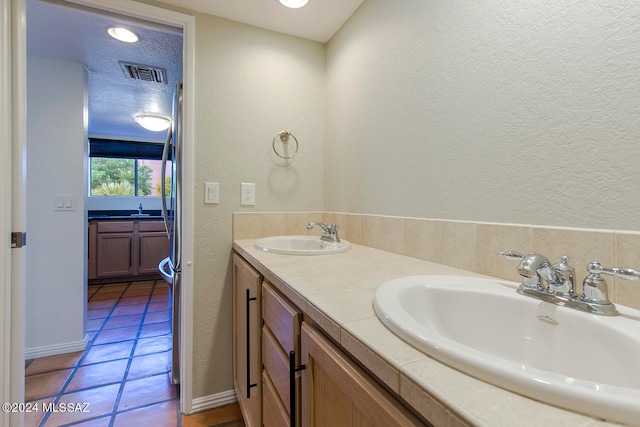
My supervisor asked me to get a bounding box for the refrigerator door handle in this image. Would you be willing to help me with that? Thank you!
[158,257,174,285]
[160,122,172,239]
[173,82,183,271]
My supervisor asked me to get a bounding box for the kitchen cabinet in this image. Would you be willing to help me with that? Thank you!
[232,253,262,427]
[300,322,424,427]
[88,219,169,281]
[137,221,170,275]
[95,221,134,278]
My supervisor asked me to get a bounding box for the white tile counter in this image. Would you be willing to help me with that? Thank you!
[233,239,619,427]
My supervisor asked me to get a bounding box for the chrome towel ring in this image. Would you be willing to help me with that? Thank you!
[272,131,299,160]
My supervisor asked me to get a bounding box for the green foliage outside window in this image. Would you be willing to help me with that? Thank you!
[90,158,154,196]
[155,176,172,197]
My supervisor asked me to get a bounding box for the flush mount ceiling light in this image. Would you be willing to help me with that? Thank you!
[135,115,171,132]
[278,0,309,8]
[107,26,140,43]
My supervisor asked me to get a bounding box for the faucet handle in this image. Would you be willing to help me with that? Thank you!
[587,261,640,281]
[581,261,640,306]
[498,251,526,260]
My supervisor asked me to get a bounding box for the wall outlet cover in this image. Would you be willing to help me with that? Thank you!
[241,183,256,206]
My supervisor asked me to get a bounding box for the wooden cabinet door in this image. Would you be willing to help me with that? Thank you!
[300,322,425,427]
[88,221,97,280]
[96,233,133,278]
[232,254,262,427]
[137,231,169,275]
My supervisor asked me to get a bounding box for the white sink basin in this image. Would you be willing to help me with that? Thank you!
[374,275,640,425]
[255,235,351,255]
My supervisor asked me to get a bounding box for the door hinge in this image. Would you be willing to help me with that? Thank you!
[11,232,26,248]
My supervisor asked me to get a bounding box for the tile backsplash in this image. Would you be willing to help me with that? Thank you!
[233,212,640,310]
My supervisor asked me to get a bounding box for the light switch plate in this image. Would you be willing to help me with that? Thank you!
[54,195,75,211]
[241,183,255,206]
[205,182,219,204]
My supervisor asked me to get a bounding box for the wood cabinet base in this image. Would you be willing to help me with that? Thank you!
[300,322,425,427]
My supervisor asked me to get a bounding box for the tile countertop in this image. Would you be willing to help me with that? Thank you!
[233,239,618,427]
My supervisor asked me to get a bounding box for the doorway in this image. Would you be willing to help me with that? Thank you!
[16,0,196,418]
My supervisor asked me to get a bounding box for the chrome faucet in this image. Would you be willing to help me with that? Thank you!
[307,222,342,243]
[499,251,640,316]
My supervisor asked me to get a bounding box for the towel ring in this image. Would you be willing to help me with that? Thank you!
[272,131,299,160]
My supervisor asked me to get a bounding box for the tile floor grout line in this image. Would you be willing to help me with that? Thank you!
[108,279,173,427]
[107,280,151,427]
[38,280,134,427]
[35,281,118,427]
[33,280,177,427]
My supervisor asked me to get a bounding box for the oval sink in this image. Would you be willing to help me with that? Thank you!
[255,235,351,255]
[374,275,640,424]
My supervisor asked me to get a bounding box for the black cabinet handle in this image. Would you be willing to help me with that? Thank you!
[289,350,306,427]
[246,289,257,398]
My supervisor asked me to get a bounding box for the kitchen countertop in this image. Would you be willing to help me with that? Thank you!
[233,239,618,427]
[88,210,164,220]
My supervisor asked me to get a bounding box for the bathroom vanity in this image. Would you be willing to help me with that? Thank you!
[232,251,424,427]
[233,238,627,427]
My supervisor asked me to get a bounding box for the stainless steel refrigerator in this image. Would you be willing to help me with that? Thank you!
[159,82,183,385]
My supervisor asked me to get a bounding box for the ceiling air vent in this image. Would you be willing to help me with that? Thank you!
[119,61,168,84]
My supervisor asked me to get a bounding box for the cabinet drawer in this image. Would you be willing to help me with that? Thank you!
[262,327,291,414]
[262,282,302,354]
[97,221,134,233]
[138,220,166,232]
[262,370,289,427]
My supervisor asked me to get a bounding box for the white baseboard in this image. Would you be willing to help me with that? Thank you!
[189,389,238,414]
[25,334,89,359]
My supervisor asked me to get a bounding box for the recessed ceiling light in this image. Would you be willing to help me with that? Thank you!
[135,115,171,132]
[278,0,309,9]
[107,27,140,43]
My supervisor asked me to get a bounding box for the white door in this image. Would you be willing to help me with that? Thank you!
[2,0,27,426]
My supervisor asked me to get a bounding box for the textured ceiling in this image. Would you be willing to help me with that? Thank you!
[26,0,362,141]
[156,0,364,43]
[27,0,183,140]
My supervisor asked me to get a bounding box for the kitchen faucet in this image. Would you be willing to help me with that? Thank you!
[499,251,640,316]
[307,222,342,243]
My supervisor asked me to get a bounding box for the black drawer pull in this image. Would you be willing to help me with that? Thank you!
[246,289,257,398]
[289,350,306,427]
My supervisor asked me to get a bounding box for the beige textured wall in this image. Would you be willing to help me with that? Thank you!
[325,0,640,232]
[191,14,325,398]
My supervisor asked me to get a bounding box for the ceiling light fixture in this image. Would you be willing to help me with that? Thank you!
[107,26,140,43]
[135,115,171,132]
[278,0,309,9]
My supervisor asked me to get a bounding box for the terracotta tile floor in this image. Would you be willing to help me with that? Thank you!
[24,280,244,427]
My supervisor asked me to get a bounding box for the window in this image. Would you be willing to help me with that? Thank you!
[89,139,171,197]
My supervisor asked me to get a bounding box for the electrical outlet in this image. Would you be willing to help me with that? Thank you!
[241,183,256,206]
[204,182,219,204]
